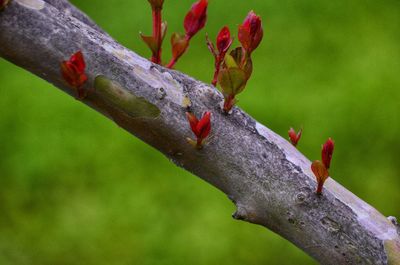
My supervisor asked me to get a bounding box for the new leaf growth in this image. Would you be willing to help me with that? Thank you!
[186,111,211,149]
[216,11,263,113]
[288,127,302,147]
[167,0,208,68]
[60,51,88,99]
[311,160,329,195]
[238,11,264,56]
[311,138,335,194]
[206,26,233,86]
[322,137,334,169]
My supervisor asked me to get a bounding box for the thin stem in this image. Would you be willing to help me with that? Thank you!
[211,70,219,86]
[151,8,162,64]
[196,138,203,149]
[316,181,324,195]
[166,58,177,69]
[211,56,222,86]
[223,94,235,113]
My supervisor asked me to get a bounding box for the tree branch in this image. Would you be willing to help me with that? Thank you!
[1,1,399,264]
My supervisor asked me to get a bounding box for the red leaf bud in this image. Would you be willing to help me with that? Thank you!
[238,11,263,55]
[184,0,208,39]
[186,111,211,148]
[311,160,330,195]
[322,138,334,169]
[216,26,233,55]
[288,127,302,147]
[60,51,88,90]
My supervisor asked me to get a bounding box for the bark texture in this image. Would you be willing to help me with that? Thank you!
[1,0,399,264]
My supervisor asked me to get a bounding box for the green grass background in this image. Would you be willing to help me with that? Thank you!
[1,0,399,264]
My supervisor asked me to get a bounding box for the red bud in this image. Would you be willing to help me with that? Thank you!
[60,51,88,98]
[311,160,330,195]
[216,26,233,55]
[186,112,199,135]
[207,26,233,86]
[196,111,211,140]
[238,11,263,55]
[184,0,208,39]
[321,138,334,169]
[186,111,211,148]
[167,0,208,69]
[288,127,302,147]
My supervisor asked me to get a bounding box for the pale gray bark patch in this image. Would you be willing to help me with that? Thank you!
[0,1,399,264]
[43,0,106,34]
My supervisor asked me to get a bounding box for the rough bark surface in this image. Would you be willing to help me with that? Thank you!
[1,1,399,264]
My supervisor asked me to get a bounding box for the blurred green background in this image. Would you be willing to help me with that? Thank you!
[1,0,399,264]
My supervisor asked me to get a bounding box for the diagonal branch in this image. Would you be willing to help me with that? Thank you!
[0,1,399,264]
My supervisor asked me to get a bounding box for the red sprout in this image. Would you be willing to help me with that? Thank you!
[288,127,302,147]
[206,26,233,86]
[167,0,208,68]
[322,138,334,169]
[186,111,211,149]
[60,51,88,99]
[238,11,263,56]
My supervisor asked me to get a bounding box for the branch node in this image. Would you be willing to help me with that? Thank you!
[388,216,398,226]
[157,87,166,100]
[388,216,400,235]
[227,195,236,204]
[321,216,341,234]
[232,205,248,221]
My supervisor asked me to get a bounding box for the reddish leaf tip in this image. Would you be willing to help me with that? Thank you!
[311,160,329,195]
[186,111,211,148]
[216,26,233,55]
[238,10,264,55]
[184,0,208,39]
[288,127,302,147]
[60,51,88,92]
[322,137,335,169]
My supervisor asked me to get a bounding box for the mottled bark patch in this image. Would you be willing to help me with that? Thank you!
[384,239,400,265]
[94,75,160,119]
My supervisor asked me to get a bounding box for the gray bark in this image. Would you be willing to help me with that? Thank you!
[43,0,106,34]
[1,0,399,264]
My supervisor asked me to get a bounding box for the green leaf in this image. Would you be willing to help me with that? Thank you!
[94,75,160,119]
[229,47,243,66]
[218,67,247,96]
[224,54,238,69]
[230,47,253,79]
